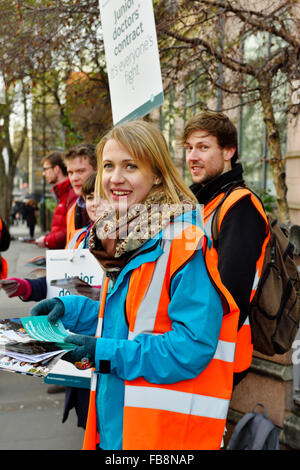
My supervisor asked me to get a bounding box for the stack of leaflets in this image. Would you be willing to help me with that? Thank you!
[25,255,46,267]
[0,316,75,378]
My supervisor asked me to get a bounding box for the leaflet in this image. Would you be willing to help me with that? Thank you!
[0,316,75,378]
[25,255,46,267]
[0,347,64,363]
[20,316,71,343]
[0,354,53,377]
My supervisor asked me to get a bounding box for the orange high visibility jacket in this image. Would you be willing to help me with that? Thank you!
[0,218,8,279]
[83,219,240,450]
[65,227,88,249]
[66,201,77,246]
[203,188,270,372]
[0,256,8,280]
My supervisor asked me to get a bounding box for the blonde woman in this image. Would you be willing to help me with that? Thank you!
[31,120,239,450]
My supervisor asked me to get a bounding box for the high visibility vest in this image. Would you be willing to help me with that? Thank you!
[66,202,77,246]
[0,256,8,279]
[0,218,8,279]
[83,220,240,450]
[65,227,87,249]
[203,188,270,373]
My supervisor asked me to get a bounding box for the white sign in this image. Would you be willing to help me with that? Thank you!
[46,249,103,299]
[44,359,92,389]
[99,0,164,124]
[44,249,102,389]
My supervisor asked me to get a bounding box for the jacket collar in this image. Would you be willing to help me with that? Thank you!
[190,163,245,205]
[105,211,199,295]
[52,178,72,199]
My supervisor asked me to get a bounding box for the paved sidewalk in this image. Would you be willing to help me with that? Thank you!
[0,223,85,450]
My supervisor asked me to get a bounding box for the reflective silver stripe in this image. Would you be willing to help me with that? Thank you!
[213,339,236,363]
[95,317,103,337]
[252,268,260,292]
[129,238,172,340]
[90,290,105,393]
[204,213,213,239]
[125,385,229,420]
[67,238,76,249]
[96,278,107,338]
[90,318,102,392]
[129,221,200,340]
[162,220,196,240]
[90,370,98,392]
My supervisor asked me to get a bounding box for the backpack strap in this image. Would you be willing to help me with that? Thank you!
[227,404,280,450]
[226,412,256,449]
[251,415,279,450]
[251,404,280,450]
[212,187,268,242]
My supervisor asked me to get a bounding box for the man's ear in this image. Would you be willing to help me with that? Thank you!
[223,147,236,162]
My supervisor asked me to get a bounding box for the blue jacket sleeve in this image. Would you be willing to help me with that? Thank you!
[94,248,223,384]
[57,294,99,336]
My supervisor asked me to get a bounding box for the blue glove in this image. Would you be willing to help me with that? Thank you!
[63,334,96,369]
[30,298,65,324]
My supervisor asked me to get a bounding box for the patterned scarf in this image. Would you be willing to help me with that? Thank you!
[88,190,196,274]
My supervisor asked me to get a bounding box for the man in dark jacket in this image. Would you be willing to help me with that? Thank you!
[35,151,77,249]
[182,111,267,386]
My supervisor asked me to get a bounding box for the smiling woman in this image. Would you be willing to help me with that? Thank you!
[95,119,195,207]
[30,119,240,451]
[101,138,158,210]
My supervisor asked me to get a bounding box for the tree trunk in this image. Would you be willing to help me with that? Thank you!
[0,166,15,226]
[0,83,28,227]
[258,75,290,224]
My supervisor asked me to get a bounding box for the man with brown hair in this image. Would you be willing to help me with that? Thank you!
[35,151,77,249]
[182,111,268,386]
[63,144,97,244]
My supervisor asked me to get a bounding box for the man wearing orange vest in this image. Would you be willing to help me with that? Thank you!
[63,143,97,245]
[182,111,269,386]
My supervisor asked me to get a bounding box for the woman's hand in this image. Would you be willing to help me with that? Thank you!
[63,334,96,369]
[30,298,65,324]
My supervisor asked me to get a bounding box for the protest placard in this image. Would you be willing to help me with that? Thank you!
[99,0,164,124]
[46,249,103,299]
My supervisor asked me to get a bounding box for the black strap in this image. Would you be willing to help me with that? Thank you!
[210,185,255,243]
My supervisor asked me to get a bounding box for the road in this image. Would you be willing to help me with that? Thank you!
[0,222,85,450]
